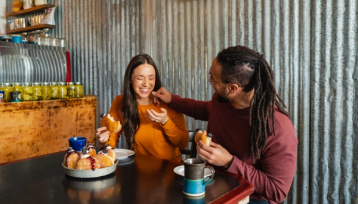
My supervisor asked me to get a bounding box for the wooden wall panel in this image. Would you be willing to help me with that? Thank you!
[0,96,96,164]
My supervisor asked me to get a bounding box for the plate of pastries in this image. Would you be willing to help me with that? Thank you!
[62,143,118,178]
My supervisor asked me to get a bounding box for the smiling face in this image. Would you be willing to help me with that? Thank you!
[131,63,156,104]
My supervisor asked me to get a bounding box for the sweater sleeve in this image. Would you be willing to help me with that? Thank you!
[169,94,211,121]
[160,107,189,150]
[226,118,298,203]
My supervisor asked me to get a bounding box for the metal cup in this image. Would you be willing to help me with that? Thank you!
[183,158,215,196]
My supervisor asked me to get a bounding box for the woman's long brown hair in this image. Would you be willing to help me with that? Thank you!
[217,45,289,163]
[122,54,162,149]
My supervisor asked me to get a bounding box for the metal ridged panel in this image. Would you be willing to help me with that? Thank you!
[0,42,67,83]
[4,0,357,203]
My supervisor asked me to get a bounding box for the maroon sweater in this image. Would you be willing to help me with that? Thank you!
[170,93,298,204]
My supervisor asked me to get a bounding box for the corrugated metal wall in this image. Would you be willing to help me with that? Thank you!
[5,0,358,203]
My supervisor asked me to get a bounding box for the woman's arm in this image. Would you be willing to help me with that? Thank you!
[104,95,125,148]
[160,107,189,150]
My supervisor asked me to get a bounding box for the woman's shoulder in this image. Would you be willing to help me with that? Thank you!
[110,95,124,111]
[114,95,124,101]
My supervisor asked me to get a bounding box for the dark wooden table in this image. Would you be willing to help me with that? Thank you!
[0,152,253,204]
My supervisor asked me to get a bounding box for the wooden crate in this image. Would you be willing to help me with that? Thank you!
[0,96,96,164]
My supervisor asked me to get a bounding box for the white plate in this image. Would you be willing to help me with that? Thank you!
[173,165,212,178]
[114,148,135,160]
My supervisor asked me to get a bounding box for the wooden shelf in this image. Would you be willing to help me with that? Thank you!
[6,4,55,16]
[6,24,55,34]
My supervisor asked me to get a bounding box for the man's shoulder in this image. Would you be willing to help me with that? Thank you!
[272,110,297,141]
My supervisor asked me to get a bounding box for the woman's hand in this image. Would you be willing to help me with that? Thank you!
[146,108,169,125]
[95,127,110,143]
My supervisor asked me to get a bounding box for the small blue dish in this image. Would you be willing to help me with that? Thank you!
[68,137,87,151]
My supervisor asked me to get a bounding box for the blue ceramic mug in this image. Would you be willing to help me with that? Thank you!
[68,137,87,151]
[183,158,215,196]
[12,35,22,43]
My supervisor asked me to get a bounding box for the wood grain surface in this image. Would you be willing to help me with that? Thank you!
[0,96,96,164]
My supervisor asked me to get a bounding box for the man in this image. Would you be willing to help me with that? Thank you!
[152,45,298,204]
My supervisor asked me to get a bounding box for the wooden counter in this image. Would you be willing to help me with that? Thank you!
[0,96,96,164]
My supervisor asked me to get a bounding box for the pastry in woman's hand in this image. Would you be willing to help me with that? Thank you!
[64,147,79,169]
[101,113,122,134]
[76,147,100,171]
[94,148,114,168]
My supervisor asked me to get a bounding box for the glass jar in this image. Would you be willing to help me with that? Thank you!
[42,82,51,100]
[2,83,14,102]
[32,82,43,100]
[50,82,59,99]
[13,82,22,92]
[58,82,68,99]
[74,82,83,98]
[22,82,33,101]
[67,82,75,88]
[68,86,76,99]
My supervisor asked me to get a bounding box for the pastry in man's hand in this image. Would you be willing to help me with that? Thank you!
[64,147,79,169]
[94,148,114,168]
[87,143,96,157]
[195,130,212,146]
[194,130,203,144]
[75,147,100,171]
[101,113,122,134]
[105,144,116,162]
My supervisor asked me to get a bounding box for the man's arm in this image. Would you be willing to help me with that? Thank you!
[153,87,211,121]
[226,119,298,203]
[169,94,210,121]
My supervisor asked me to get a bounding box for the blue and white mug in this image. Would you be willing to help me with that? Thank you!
[183,158,215,196]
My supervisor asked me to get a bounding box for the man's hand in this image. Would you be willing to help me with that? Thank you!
[197,141,233,168]
[152,87,172,105]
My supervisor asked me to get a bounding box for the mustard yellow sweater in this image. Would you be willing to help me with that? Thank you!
[105,95,189,162]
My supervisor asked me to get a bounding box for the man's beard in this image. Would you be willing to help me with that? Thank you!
[216,93,230,103]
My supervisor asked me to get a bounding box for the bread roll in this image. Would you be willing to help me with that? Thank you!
[75,147,100,170]
[105,144,116,162]
[94,149,114,168]
[101,114,122,134]
[64,147,79,169]
[87,143,96,157]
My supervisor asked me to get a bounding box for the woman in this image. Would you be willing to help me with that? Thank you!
[95,54,189,162]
